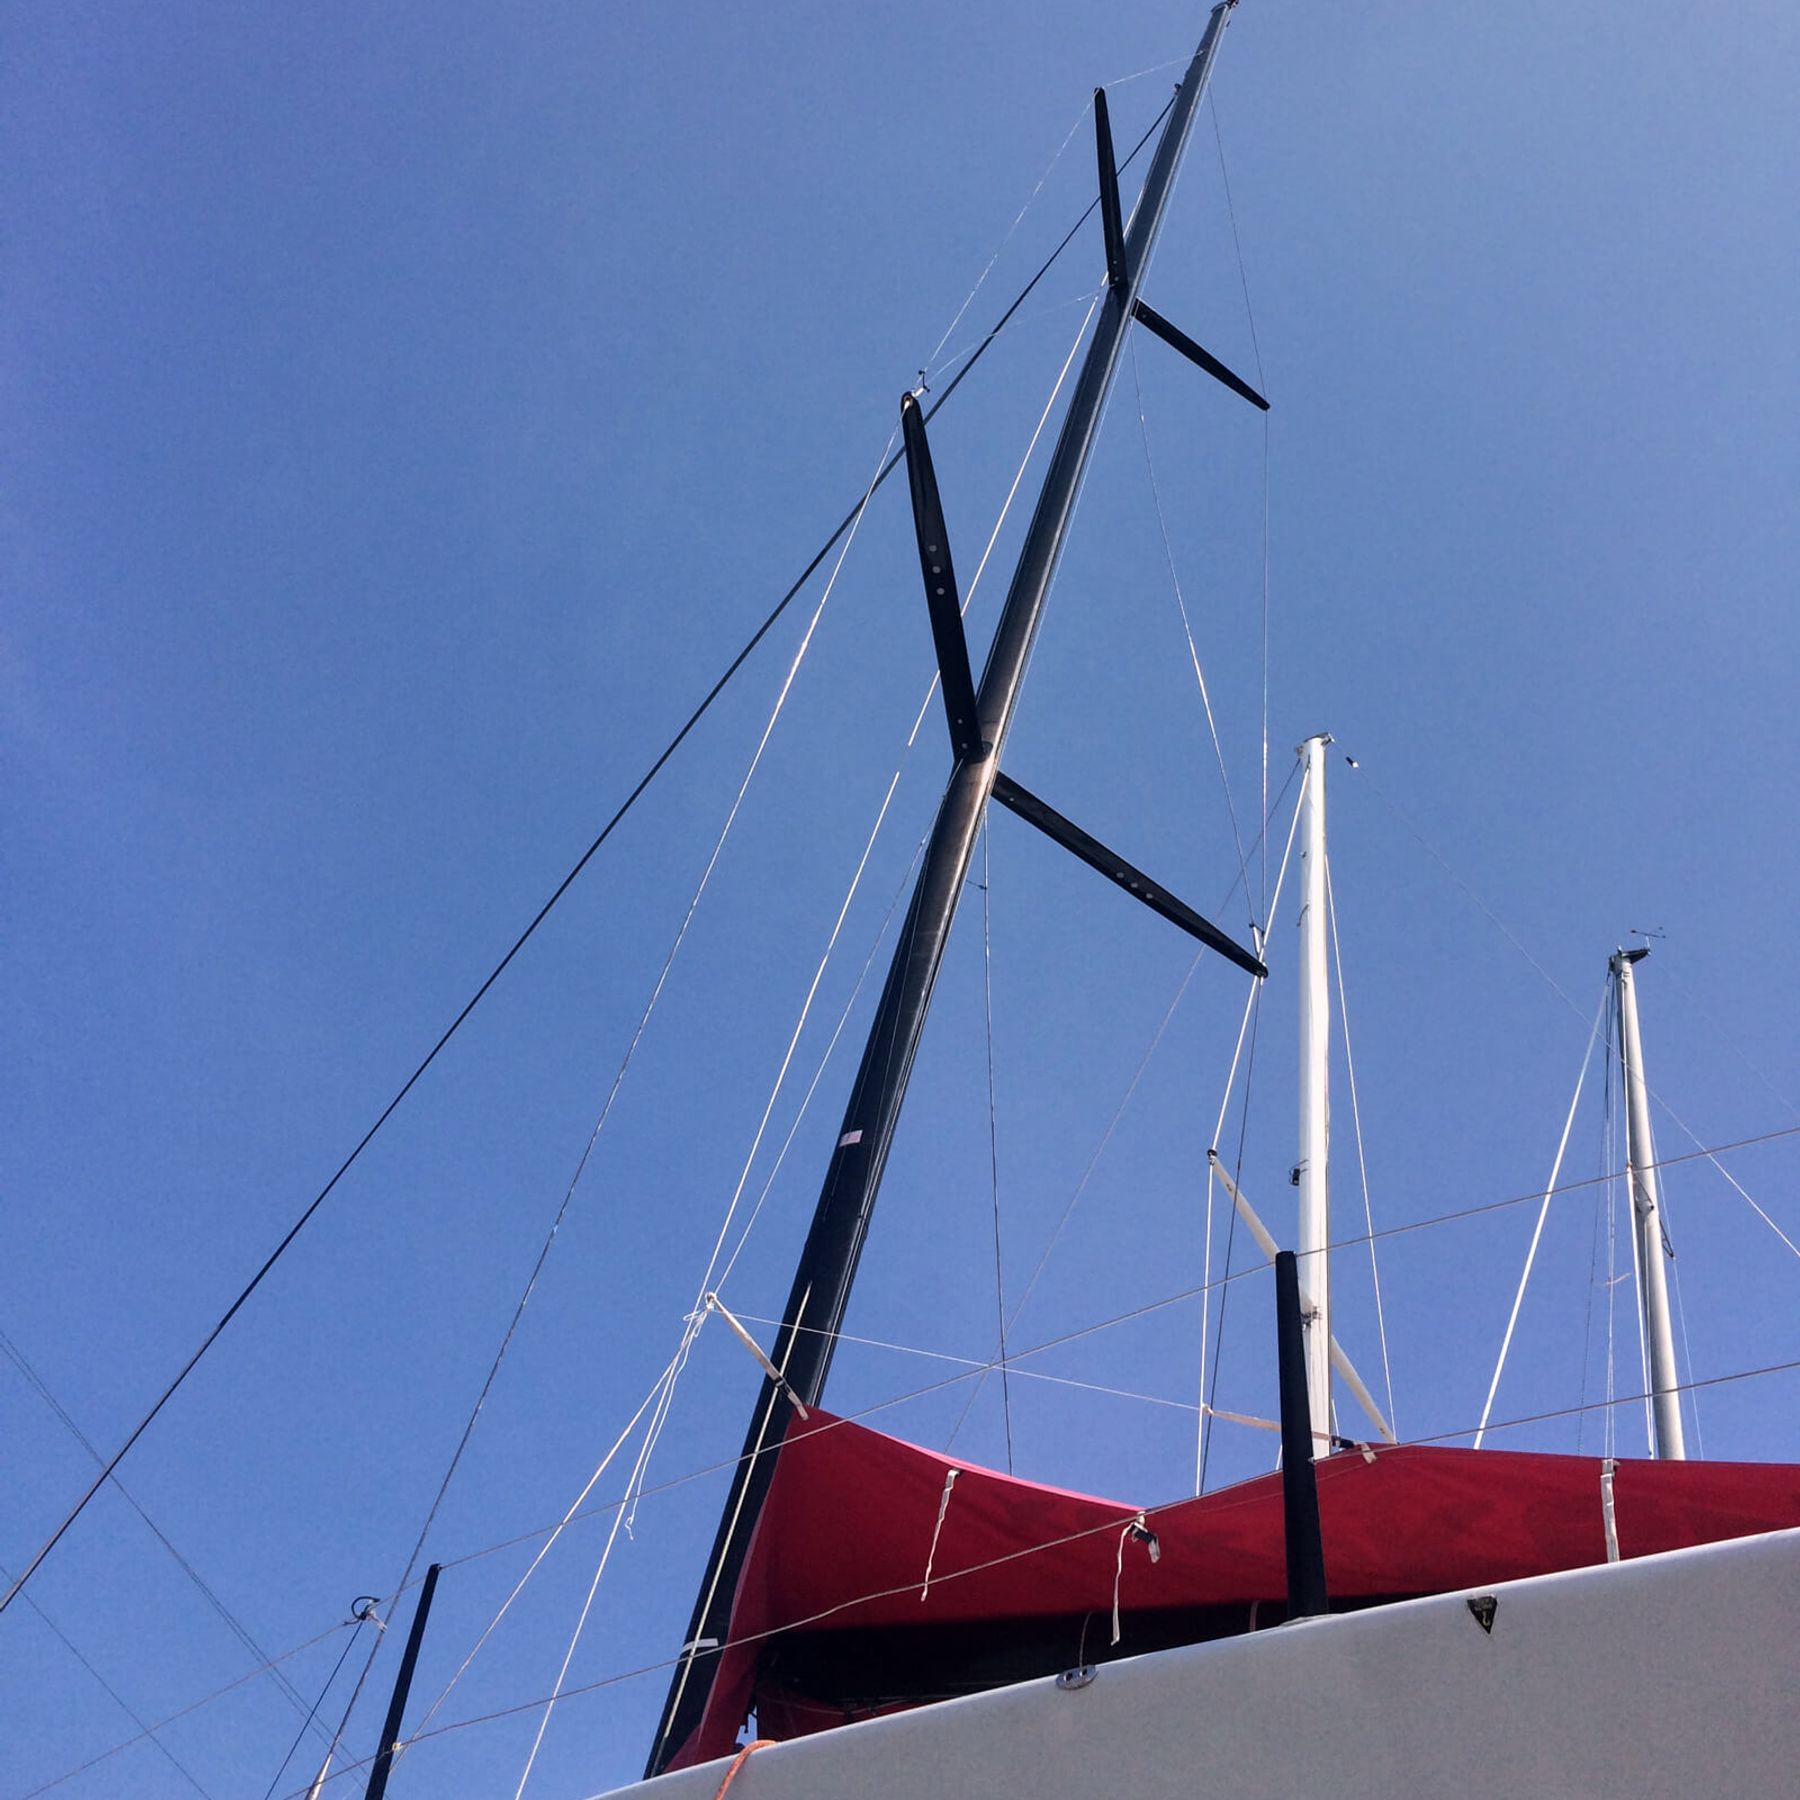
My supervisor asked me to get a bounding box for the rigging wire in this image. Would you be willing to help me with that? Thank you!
[1,1562,216,1800]
[921,97,1091,376]
[315,420,894,1787]
[0,98,1180,1625]
[509,1355,684,1800]
[407,289,1103,1739]
[1197,977,1260,1491]
[1323,854,1397,1436]
[713,832,928,1292]
[705,273,1105,1306]
[979,824,1015,1470]
[19,1616,355,1800]
[257,1606,374,1800]
[406,1351,683,1746]
[0,1325,321,1733]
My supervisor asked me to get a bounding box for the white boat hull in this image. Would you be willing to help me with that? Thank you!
[612,1526,1800,1800]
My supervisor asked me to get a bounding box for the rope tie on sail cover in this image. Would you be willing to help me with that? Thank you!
[1111,1511,1161,1645]
[920,1467,961,1601]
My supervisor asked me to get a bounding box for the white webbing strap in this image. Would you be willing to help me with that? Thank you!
[1111,1512,1161,1645]
[920,1467,961,1601]
[1601,1458,1621,1562]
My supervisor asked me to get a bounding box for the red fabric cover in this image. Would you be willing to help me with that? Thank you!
[672,1409,1800,1768]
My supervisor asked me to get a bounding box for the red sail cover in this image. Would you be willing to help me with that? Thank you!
[673,1409,1800,1768]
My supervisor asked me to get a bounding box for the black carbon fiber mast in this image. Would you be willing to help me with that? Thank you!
[648,4,1248,1772]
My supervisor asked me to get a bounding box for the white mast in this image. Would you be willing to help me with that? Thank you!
[1612,947,1686,1459]
[1296,733,1332,1453]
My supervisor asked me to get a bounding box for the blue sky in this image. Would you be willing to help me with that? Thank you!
[5,2,1798,1795]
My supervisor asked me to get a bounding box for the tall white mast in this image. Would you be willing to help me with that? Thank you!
[1296,733,1332,1453]
[1612,947,1686,1459]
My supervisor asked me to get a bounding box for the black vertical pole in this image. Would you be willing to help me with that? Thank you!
[1275,1252,1328,1620]
[364,1563,441,1800]
[646,4,1241,1775]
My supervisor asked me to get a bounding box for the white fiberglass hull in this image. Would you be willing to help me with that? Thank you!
[610,1526,1800,1800]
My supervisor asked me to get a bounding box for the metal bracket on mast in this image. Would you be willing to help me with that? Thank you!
[901,392,985,762]
[992,772,1266,976]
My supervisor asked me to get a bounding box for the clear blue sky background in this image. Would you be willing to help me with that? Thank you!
[5,2,1797,1795]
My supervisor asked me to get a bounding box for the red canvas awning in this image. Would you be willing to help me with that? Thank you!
[671,1409,1800,1768]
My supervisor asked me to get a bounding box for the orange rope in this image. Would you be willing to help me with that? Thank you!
[713,1738,777,1798]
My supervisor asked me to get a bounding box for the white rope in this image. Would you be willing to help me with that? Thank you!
[1648,1094,1800,1260]
[1324,850,1397,1437]
[731,1312,1209,1418]
[407,1351,683,1742]
[1107,54,1190,89]
[661,426,899,1321]
[706,293,1102,1301]
[510,1345,686,1800]
[922,99,1091,378]
[1473,978,1606,1448]
[713,833,926,1291]
[411,423,898,1767]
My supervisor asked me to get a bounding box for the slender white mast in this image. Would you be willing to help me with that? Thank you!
[1612,947,1686,1459]
[1296,733,1332,1452]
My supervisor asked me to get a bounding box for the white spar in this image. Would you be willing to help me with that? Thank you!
[1206,1149,1396,1446]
